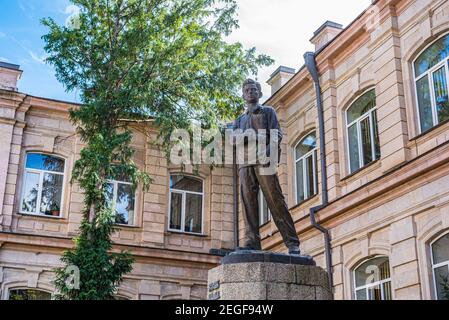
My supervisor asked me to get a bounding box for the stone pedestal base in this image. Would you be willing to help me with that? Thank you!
[207,251,332,300]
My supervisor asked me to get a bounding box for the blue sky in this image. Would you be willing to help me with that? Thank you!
[0,0,81,102]
[0,0,371,103]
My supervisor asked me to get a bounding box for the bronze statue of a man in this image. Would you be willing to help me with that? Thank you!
[233,79,301,255]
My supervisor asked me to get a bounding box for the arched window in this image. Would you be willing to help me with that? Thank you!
[8,289,52,300]
[414,34,449,133]
[259,189,271,226]
[431,233,449,300]
[20,153,65,217]
[294,132,317,204]
[169,175,204,234]
[353,256,392,300]
[346,89,380,174]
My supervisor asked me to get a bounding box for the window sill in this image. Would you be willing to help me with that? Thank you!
[114,224,140,229]
[17,212,65,220]
[340,159,380,182]
[166,230,208,238]
[289,194,319,212]
[410,119,449,141]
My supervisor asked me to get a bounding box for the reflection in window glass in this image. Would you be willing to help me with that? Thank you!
[9,289,52,300]
[346,90,380,174]
[169,175,203,234]
[354,257,392,300]
[414,34,449,132]
[105,180,135,225]
[21,154,65,217]
[432,233,449,300]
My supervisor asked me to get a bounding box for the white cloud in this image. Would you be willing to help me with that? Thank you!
[28,51,48,65]
[65,4,81,29]
[0,57,9,62]
[228,0,372,101]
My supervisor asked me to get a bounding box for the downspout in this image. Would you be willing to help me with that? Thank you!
[304,52,334,293]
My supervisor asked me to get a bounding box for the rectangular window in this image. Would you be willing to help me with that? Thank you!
[20,154,65,217]
[106,180,135,225]
[259,190,271,226]
[169,175,204,235]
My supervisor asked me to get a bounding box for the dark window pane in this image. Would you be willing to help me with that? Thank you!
[383,282,392,300]
[347,90,376,124]
[185,193,202,234]
[115,183,135,225]
[305,154,315,199]
[170,192,182,231]
[295,133,316,159]
[21,172,39,213]
[433,66,449,124]
[355,257,390,288]
[433,234,449,265]
[414,34,449,76]
[348,124,360,173]
[26,154,64,173]
[361,117,373,166]
[170,175,202,193]
[9,289,52,300]
[372,110,381,160]
[295,161,304,203]
[356,289,367,300]
[434,266,449,300]
[368,285,382,300]
[40,173,63,216]
[416,75,434,132]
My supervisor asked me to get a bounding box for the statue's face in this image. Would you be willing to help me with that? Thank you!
[243,83,261,104]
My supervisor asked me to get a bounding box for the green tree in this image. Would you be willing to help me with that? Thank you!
[42,0,272,300]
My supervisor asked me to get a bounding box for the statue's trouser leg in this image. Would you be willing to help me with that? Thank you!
[255,167,300,250]
[239,166,262,250]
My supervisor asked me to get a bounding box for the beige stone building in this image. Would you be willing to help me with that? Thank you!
[262,0,449,300]
[0,60,238,300]
[1,0,449,301]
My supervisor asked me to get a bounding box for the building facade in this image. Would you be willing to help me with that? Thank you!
[0,0,449,301]
[0,62,237,300]
[263,0,449,300]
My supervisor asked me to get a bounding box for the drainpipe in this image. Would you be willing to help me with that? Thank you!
[304,52,333,293]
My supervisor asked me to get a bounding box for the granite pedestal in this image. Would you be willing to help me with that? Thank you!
[207,250,332,300]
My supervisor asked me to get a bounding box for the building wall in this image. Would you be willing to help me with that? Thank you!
[0,92,234,299]
[263,0,449,300]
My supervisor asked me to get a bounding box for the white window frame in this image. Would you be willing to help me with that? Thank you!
[353,256,392,301]
[345,90,379,174]
[168,175,204,235]
[259,189,271,226]
[19,153,66,218]
[293,134,317,205]
[106,179,136,226]
[413,33,449,134]
[430,232,449,300]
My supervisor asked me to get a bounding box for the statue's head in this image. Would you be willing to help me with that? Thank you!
[242,79,263,104]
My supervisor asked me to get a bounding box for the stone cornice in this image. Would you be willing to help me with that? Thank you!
[0,231,220,267]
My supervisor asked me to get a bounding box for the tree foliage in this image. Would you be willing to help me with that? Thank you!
[42,0,272,300]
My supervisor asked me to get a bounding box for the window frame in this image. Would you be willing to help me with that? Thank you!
[7,288,53,300]
[430,232,449,300]
[345,89,379,174]
[413,33,449,134]
[352,256,392,301]
[106,178,136,226]
[168,175,205,236]
[19,152,66,218]
[259,189,271,226]
[293,132,318,205]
